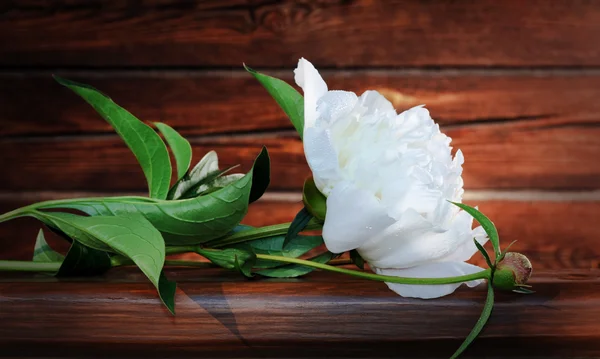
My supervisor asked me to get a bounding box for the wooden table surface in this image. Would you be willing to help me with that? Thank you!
[0,267,598,358]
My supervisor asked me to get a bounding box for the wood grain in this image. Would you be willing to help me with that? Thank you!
[1,0,600,67]
[1,71,600,137]
[0,268,598,358]
[1,123,599,191]
[1,197,599,269]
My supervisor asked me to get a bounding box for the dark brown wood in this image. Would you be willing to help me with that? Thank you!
[1,122,599,191]
[2,72,600,137]
[1,1,600,67]
[0,268,598,358]
[1,197,599,270]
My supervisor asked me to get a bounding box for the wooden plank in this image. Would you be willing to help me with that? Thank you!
[1,197,599,269]
[2,1,600,67]
[2,72,600,137]
[0,268,598,358]
[1,122,599,191]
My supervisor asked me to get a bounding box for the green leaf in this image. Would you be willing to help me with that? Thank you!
[234,253,255,278]
[245,65,305,139]
[234,232,324,269]
[248,146,270,203]
[55,76,172,199]
[32,229,65,262]
[40,148,270,245]
[450,202,501,261]
[473,239,493,269]
[257,252,334,278]
[158,271,177,314]
[40,212,174,313]
[350,250,365,270]
[31,226,111,277]
[57,241,112,277]
[195,173,244,197]
[302,177,327,221]
[168,150,220,200]
[168,150,243,200]
[449,281,495,359]
[155,122,192,180]
[197,248,256,277]
[283,207,313,249]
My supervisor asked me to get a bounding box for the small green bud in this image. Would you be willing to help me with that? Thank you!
[302,177,327,221]
[492,252,533,291]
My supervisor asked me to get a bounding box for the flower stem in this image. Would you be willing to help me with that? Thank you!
[110,245,202,267]
[256,254,492,285]
[0,260,61,272]
[208,221,323,247]
[164,260,214,268]
[166,246,200,255]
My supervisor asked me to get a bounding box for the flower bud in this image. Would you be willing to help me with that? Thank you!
[302,177,327,221]
[492,252,533,291]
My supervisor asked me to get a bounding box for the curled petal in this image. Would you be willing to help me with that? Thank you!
[322,182,395,254]
[373,262,485,299]
[294,58,328,129]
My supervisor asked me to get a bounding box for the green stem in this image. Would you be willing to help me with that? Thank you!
[166,246,199,255]
[256,254,492,285]
[164,260,214,268]
[0,260,61,272]
[329,258,352,266]
[110,245,201,267]
[209,221,323,247]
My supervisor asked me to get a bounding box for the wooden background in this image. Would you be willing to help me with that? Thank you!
[1,0,599,271]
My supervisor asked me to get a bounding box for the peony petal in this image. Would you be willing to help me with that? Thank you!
[357,90,396,119]
[441,229,489,263]
[373,262,485,299]
[441,210,489,263]
[294,58,328,129]
[303,126,342,195]
[358,209,471,269]
[316,90,358,125]
[322,181,395,253]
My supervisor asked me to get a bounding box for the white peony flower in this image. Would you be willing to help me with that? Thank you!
[294,58,489,299]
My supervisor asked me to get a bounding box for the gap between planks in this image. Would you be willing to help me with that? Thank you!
[1,190,600,203]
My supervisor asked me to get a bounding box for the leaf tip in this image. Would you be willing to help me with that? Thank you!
[53,74,75,87]
[259,146,269,159]
[243,63,256,73]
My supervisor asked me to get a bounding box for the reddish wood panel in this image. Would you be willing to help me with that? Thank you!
[1,72,600,137]
[2,198,599,269]
[1,122,599,191]
[0,268,598,358]
[1,1,600,67]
